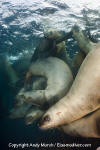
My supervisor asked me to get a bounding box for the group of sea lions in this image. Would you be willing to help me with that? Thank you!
[9,25,100,138]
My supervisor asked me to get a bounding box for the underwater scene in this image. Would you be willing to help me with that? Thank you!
[0,0,100,149]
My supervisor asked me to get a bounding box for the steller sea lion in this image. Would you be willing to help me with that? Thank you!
[24,106,100,137]
[25,107,44,125]
[31,29,72,64]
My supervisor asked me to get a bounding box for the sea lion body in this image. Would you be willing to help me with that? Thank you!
[61,109,100,138]
[17,57,73,107]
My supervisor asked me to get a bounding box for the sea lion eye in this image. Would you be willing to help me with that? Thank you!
[38,115,50,127]
[43,115,50,121]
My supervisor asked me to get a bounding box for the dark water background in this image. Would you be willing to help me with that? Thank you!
[0,0,100,149]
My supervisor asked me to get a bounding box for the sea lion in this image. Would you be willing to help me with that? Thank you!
[39,43,100,129]
[31,29,72,64]
[25,107,44,125]
[16,57,73,107]
[25,107,100,138]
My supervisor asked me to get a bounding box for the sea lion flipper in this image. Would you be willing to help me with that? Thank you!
[72,51,86,67]
[72,25,95,54]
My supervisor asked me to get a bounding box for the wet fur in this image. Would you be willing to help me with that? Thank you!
[60,109,100,138]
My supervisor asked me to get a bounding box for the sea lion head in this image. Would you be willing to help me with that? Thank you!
[44,29,61,40]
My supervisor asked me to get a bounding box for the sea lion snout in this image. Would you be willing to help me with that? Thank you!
[25,116,34,125]
[15,94,25,106]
